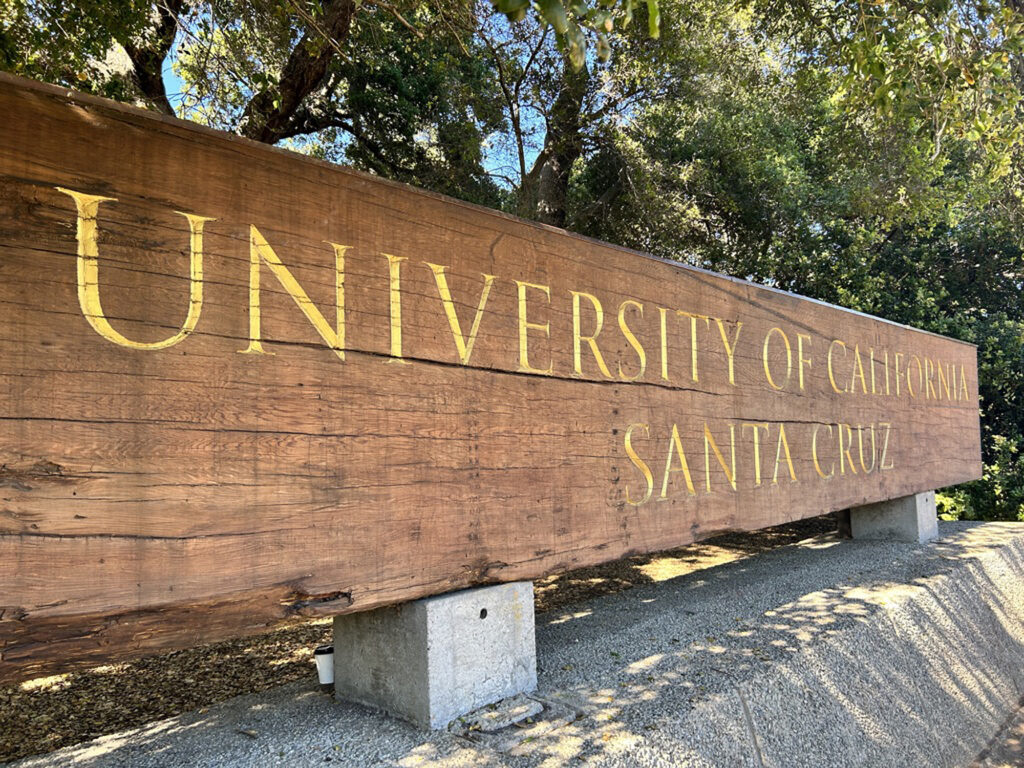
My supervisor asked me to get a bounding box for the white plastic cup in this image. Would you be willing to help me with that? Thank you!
[314,644,334,689]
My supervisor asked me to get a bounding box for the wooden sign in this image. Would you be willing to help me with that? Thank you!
[0,74,981,684]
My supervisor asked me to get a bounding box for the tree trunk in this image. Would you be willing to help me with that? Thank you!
[518,54,588,228]
[118,0,185,117]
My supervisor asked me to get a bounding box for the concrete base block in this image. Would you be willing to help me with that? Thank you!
[332,581,536,729]
[849,490,938,543]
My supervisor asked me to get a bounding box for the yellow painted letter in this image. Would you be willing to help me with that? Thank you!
[879,422,895,470]
[703,423,737,492]
[797,334,812,391]
[58,187,212,351]
[773,424,798,484]
[618,300,647,381]
[763,327,792,390]
[240,227,348,359]
[827,340,847,394]
[425,263,495,366]
[812,424,835,479]
[677,311,710,382]
[571,291,613,378]
[516,281,553,375]
[661,423,697,498]
[716,319,742,386]
[742,422,769,486]
[625,423,654,506]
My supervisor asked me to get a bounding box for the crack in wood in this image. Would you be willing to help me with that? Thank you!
[0,460,69,491]
[283,590,353,617]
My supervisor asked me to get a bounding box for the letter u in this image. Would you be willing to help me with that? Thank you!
[857,425,877,474]
[57,187,213,350]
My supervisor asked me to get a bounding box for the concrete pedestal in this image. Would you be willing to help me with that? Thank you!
[849,491,938,543]
[332,581,536,729]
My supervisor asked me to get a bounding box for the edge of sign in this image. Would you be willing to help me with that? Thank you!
[3,71,977,350]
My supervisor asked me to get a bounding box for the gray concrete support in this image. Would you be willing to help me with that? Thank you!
[849,490,939,543]
[332,581,536,729]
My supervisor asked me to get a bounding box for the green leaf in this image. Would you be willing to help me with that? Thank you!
[646,0,660,39]
[493,0,529,18]
[565,20,585,69]
[539,0,569,35]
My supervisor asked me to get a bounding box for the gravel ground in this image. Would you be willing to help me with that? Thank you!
[8,520,1022,768]
[0,516,836,762]
[971,699,1024,768]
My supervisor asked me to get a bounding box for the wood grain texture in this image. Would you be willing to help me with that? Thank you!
[0,74,982,684]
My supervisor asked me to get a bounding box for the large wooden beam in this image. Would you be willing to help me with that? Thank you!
[0,74,981,684]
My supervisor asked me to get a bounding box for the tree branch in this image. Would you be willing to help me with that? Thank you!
[480,26,528,185]
[239,0,357,144]
[298,111,417,177]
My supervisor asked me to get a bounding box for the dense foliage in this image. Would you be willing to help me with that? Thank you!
[2,0,1022,519]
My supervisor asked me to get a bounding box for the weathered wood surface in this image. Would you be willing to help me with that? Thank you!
[0,74,981,684]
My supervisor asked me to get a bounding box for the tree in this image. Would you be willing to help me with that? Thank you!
[171,2,509,204]
[0,0,661,208]
[480,0,714,225]
[563,2,1024,520]
[0,0,184,110]
[747,0,1024,177]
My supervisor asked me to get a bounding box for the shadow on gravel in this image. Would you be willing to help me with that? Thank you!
[517,522,1024,768]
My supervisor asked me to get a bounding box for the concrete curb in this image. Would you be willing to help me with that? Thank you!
[7,521,1024,768]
